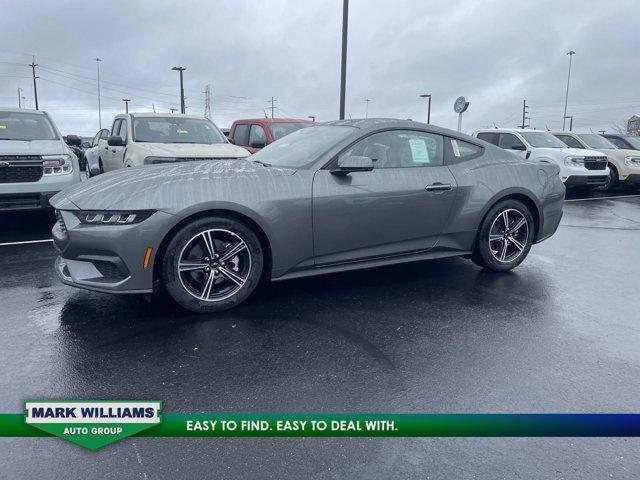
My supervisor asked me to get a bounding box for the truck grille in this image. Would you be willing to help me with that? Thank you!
[584,156,608,171]
[0,155,44,183]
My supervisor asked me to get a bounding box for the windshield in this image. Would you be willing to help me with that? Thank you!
[520,131,568,148]
[269,122,311,141]
[132,117,226,144]
[250,125,356,168]
[577,134,617,149]
[0,111,58,141]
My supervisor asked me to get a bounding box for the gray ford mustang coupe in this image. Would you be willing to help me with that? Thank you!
[51,119,565,313]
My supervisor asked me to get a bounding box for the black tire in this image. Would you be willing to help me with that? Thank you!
[98,158,104,174]
[471,199,534,272]
[161,216,264,313]
[600,164,619,192]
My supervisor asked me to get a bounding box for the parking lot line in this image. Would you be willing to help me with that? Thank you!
[565,194,640,202]
[0,239,53,247]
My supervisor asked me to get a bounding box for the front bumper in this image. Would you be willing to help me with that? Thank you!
[563,175,608,186]
[52,208,177,294]
[621,173,640,185]
[0,191,59,211]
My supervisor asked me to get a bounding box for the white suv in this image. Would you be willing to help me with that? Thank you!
[473,128,609,187]
[96,113,250,172]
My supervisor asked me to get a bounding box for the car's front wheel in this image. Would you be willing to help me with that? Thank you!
[600,164,618,192]
[472,199,534,272]
[161,216,264,313]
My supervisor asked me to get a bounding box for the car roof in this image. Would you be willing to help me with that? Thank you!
[474,128,549,134]
[119,113,210,120]
[322,118,470,138]
[233,118,313,124]
[0,107,46,114]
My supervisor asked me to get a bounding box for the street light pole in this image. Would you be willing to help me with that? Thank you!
[365,99,370,118]
[307,115,316,122]
[339,0,349,120]
[95,58,102,129]
[419,94,431,123]
[17,87,22,108]
[122,98,131,113]
[172,67,186,114]
[562,50,575,130]
[29,57,39,110]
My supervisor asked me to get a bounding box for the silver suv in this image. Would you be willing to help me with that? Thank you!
[0,109,82,210]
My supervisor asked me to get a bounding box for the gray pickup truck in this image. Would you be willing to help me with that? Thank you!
[0,109,82,210]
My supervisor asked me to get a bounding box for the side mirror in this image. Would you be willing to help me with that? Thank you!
[65,134,82,147]
[82,141,92,149]
[107,136,125,147]
[249,140,267,149]
[227,137,235,144]
[510,144,527,151]
[331,156,374,176]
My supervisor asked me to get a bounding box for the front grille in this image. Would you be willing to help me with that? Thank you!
[92,260,127,281]
[0,155,44,183]
[0,194,41,209]
[586,176,607,184]
[584,156,608,171]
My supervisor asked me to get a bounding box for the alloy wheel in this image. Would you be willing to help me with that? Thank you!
[177,228,252,302]
[488,209,529,263]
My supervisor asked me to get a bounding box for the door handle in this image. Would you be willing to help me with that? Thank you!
[425,182,452,192]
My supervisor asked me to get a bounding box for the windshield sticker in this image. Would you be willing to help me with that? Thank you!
[176,128,188,134]
[409,138,430,163]
[0,125,6,129]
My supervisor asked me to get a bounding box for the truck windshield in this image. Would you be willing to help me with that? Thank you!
[577,134,617,149]
[520,131,567,148]
[269,122,311,141]
[624,136,640,149]
[132,117,226,144]
[251,125,356,168]
[0,111,58,141]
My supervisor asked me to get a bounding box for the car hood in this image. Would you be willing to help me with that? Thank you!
[590,148,639,159]
[0,139,66,155]
[535,147,604,158]
[50,159,296,211]
[133,142,249,158]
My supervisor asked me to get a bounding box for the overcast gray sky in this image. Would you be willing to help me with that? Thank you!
[1,0,638,135]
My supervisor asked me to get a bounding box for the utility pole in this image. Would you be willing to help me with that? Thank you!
[204,85,212,119]
[17,87,22,108]
[520,99,530,129]
[270,97,276,119]
[95,58,102,128]
[122,98,130,113]
[172,66,186,114]
[29,57,39,110]
[563,115,574,131]
[307,115,316,122]
[365,99,370,118]
[562,50,575,130]
[339,0,349,120]
[419,93,431,123]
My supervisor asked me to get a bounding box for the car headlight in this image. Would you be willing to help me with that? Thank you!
[624,156,640,167]
[74,210,156,225]
[564,156,585,167]
[43,154,73,175]
[144,156,178,165]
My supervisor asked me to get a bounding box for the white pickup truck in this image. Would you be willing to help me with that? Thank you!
[473,128,609,188]
[93,113,250,173]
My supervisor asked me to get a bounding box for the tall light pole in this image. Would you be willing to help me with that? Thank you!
[122,98,131,113]
[96,58,102,128]
[365,98,370,118]
[307,115,316,122]
[29,57,39,110]
[419,93,431,124]
[17,87,22,108]
[339,0,349,120]
[562,50,575,130]
[172,66,186,114]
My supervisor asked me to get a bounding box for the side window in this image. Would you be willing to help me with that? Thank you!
[117,119,128,142]
[498,133,526,150]
[249,124,267,146]
[476,132,498,145]
[608,137,628,149]
[100,129,109,140]
[339,130,444,168]
[450,139,482,159]
[555,135,583,149]
[111,119,121,137]
[92,130,102,147]
[233,124,250,146]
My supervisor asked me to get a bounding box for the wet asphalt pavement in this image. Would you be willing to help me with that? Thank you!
[1,190,639,479]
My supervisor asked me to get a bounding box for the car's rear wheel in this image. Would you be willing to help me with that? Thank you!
[472,199,534,272]
[161,216,263,312]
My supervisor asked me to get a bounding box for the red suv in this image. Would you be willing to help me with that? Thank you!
[228,118,313,153]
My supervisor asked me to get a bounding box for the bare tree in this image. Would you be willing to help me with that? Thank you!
[609,118,628,134]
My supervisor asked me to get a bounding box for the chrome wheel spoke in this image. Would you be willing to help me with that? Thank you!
[489,234,502,242]
[509,236,525,251]
[219,266,246,286]
[499,239,509,261]
[179,260,208,272]
[200,230,216,257]
[199,271,216,300]
[510,217,526,234]
[219,241,247,262]
[501,210,510,230]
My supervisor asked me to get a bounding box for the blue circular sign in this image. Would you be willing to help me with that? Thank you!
[454,96,469,114]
